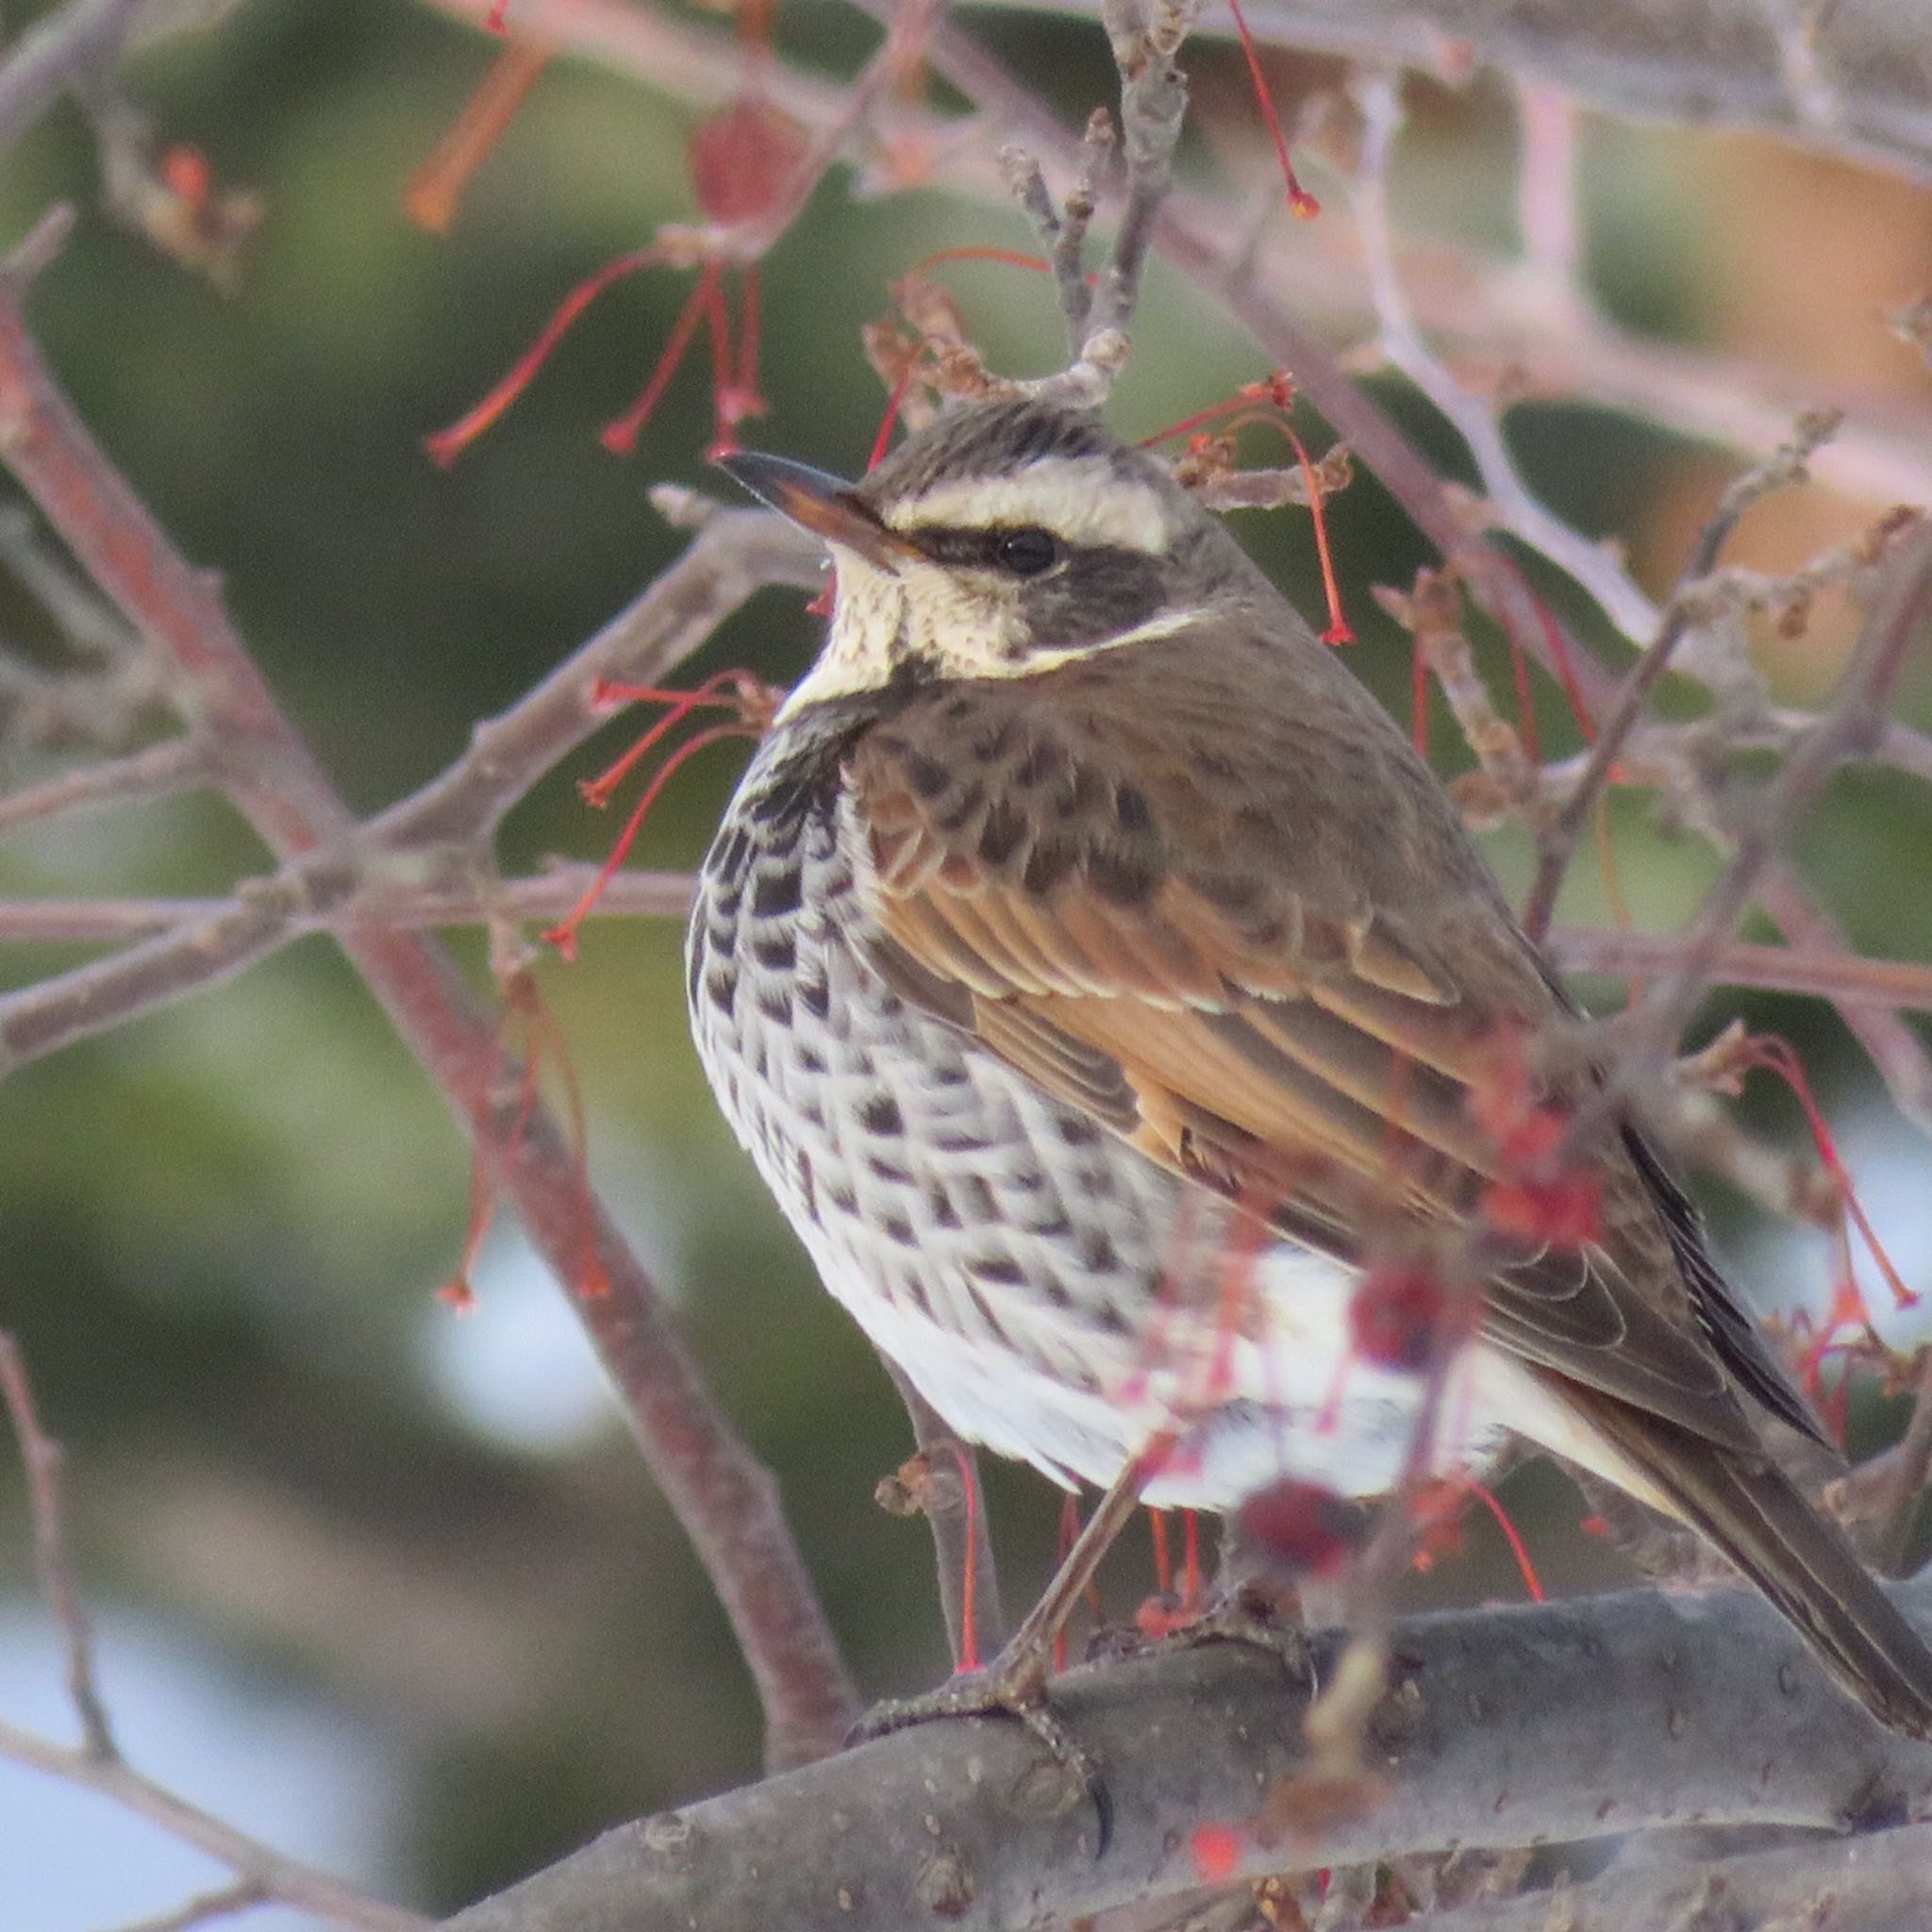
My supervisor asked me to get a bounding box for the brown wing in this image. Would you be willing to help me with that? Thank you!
[847,629,1805,1454]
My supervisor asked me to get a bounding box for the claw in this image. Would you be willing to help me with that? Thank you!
[851,1645,1113,1854]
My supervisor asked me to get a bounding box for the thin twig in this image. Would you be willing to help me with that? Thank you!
[0,732,210,836]
[1757,860,1932,1138]
[1545,924,1932,1015]
[1594,521,1932,1111]
[0,1717,430,1932]
[103,1880,271,1932]
[0,0,153,157]
[1353,72,1661,649]
[883,1368,1007,1670]
[0,1333,117,1760]
[1522,408,1848,939]
[1827,1347,1932,1576]
[0,870,699,948]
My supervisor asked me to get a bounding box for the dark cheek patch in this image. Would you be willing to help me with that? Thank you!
[1020,547,1166,655]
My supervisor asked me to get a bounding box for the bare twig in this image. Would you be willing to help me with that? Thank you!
[999,0,1196,406]
[1545,924,1932,1015]
[1601,521,1932,1100]
[1757,861,1932,1136]
[950,0,1932,187]
[0,510,808,1074]
[1828,1347,1932,1576]
[0,0,153,157]
[0,1333,117,1760]
[1522,408,1850,939]
[0,1717,431,1932]
[0,1334,420,1929]
[882,1368,1007,1671]
[105,1880,270,1932]
[0,733,210,836]
[1353,73,1661,649]
[0,869,698,948]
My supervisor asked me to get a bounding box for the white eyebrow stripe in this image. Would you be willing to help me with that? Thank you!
[881,458,1174,554]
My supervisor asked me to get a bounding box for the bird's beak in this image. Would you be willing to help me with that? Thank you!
[717,450,918,573]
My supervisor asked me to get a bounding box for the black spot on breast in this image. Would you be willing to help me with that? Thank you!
[969,1253,1027,1287]
[860,1093,904,1137]
[1057,1115,1101,1148]
[1043,1278,1073,1309]
[967,1286,1012,1349]
[927,1185,961,1230]
[709,824,753,880]
[705,967,737,1015]
[867,1153,913,1185]
[1080,1229,1120,1274]
[752,929,797,972]
[827,1179,859,1215]
[1114,783,1154,834]
[960,1174,1001,1224]
[798,974,831,1020]
[884,1213,917,1247]
[752,867,804,918]
[755,985,792,1024]
[795,1149,819,1224]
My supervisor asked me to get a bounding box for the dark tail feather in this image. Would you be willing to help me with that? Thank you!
[1590,1404,1932,1740]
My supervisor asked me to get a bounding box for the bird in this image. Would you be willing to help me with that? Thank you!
[691,393,1932,1739]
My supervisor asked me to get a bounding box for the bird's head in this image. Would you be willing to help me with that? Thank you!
[719,398,1265,715]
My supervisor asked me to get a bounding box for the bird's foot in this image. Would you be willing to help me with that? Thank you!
[851,1640,1111,1847]
[1098,1578,1314,1690]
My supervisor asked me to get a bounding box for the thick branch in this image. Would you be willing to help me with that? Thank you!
[443,1578,1932,1932]
[990,0,1932,186]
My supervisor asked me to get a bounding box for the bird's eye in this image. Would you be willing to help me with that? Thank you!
[994,527,1059,575]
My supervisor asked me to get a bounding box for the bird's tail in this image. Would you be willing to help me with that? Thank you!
[1585,1401,1932,1740]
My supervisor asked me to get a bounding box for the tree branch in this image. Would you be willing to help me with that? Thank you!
[1422,1820,1932,1932]
[0,262,858,1770]
[441,1578,1932,1932]
[976,0,1932,187]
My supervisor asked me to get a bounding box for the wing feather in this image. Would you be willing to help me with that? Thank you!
[842,638,1800,1455]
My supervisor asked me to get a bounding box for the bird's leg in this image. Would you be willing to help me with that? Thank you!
[851,1438,1169,1844]
[1000,1435,1172,1694]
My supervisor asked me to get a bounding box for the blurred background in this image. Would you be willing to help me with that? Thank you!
[2,1,1931,1925]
